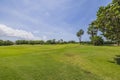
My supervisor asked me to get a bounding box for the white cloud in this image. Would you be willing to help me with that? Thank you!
[0,24,40,40]
[0,0,87,41]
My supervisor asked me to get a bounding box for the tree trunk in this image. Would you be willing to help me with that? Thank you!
[79,36,81,44]
[117,41,120,46]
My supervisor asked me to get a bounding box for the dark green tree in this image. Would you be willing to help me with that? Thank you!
[94,1,120,46]
[112,0,120,4]
[3,40,14,46]
[87,21,98,40]
[76,29,84,43]
[0,40,3,46]
[91,36,104,46]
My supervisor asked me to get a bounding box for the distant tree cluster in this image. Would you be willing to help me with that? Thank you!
[0,40,14,46]
[0,39,78,46]
[16,40,45,45]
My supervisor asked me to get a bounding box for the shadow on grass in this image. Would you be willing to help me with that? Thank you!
[108,55,120,65]
[114,55,120,65]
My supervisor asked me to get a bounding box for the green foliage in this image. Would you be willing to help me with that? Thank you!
[104,41,115,45]
[28,40,36,45]
[94,1,120,46]
[80,41,92,45]
[46,39,56,44]
[76,29,84,43]
[0,40,14,46]
[0,39,77,46]
[16,40,29,45]
[68,40,76,43]
[91,36,104,46]
[37,40,45,45]
[87,21,98,39]
[3,40,14,46]
[76,29,84,37]
[16,40,45,45]
[112,0,120,4]
[0,40,4,46]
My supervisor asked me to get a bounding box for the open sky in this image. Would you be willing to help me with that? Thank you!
[0,0,112,41]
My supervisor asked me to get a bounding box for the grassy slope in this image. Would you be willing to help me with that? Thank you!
[0,44,120,80]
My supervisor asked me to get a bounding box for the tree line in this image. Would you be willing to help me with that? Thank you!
[77,0,120,46]
[0,39,115,46]
[0,39,78,46]
[0,40,14,46]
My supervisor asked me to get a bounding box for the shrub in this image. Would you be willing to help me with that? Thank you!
[46,39,56,44]
[0,40,4,46]
[28,40,36,45]
[91,36,104,46]
[16,40,29,45]
[35,40,44,45]
[3,40,14,46]
[68,40,76,44]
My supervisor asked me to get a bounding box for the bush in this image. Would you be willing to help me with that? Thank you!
[28,40,36,45]
[91,36,104,46]
[0,40,4,46]
[16,40,29,45]
[80,41,92,45]
[104,41,115,45]
[35,40,44,45]
[46,39,56,44]
[0,40,14,46]
[68,40,76,44]
[3,40,14,46]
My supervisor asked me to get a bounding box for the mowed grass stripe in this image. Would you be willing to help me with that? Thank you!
[0,44,120,80]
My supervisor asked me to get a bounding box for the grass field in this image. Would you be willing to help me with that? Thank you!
[0,44,120,80]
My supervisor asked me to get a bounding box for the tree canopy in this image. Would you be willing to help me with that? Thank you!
[87,21,98,39]
[76,29,84,43]
[92,0,120,46]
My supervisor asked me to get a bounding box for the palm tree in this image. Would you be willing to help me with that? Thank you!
[76,29,84,44]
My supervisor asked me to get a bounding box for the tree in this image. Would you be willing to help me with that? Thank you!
[91,36,104,46]
[29,40,36,45]
[57,39,64,44]
[3,40,14,46]
[112,0,120,4]
[38,40,44,45]
[16,40,29,45]
[46,39,56,44]
[94,1,120,46]
[76,29,84,43]
[68,40,76,44]
[87,21,98,40]
[0,40,3,46]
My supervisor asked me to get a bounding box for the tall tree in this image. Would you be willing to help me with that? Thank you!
[76,29,84,43]
[112,0,120,4]
[94,1,120,46]
[87,21,98,40]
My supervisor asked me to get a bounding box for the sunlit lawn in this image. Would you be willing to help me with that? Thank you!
[0,44,120,80]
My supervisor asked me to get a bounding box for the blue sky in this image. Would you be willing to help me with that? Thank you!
[0,0,112,41]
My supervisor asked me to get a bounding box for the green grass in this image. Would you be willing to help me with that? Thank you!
[0,44,120,80]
